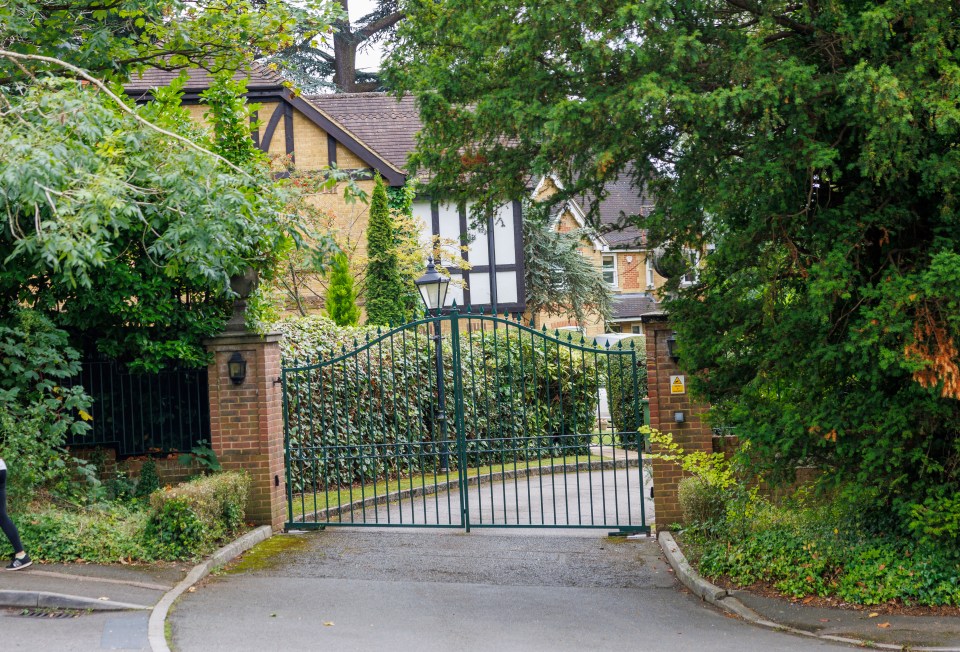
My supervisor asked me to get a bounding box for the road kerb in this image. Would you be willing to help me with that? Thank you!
[657,530,960,652]
[148,525,273,652]
[0,589,150,611]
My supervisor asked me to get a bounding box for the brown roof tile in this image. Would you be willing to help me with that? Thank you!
[575,174,654,249]
[124,63,285,96]
[304,92,421,174]
[611,293,660,320]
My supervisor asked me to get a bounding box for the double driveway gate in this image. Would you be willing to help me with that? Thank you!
[282,309,649,534]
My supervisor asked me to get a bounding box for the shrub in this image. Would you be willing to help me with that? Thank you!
[146,471,250,558]
[364,175,408,326]
[678,476,726,525]
[0,503,153,563]
[135,459,160,500]
[325,252,360,326]
[0,308,93,500]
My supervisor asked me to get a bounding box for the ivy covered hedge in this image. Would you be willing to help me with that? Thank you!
[604,335,647,445]
[277,316,610,490]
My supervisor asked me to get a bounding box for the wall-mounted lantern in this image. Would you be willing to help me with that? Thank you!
[665,332,680,364]
[228,352,247,386]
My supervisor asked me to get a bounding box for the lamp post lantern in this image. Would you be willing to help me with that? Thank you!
[415,257,451,472]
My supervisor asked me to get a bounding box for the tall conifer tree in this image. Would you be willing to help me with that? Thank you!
[325,252,360,326]
[364,175,407,326]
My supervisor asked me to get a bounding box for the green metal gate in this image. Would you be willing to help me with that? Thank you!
[283,308,649,534]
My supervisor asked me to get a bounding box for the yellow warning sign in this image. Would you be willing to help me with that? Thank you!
[670,375,686,395]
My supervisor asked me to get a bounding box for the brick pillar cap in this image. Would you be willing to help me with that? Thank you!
[204,331,282,347]
[640,311,670,324]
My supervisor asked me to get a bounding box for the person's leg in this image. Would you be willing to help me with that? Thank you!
[0,469,30,569]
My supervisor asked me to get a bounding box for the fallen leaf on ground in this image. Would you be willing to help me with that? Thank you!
[187,587,196,593]
[878,622,891,628]
[98,597,110,601]
[323,621,334,627]
[802,597,814,604]
[819,619,830,623]
[868,612,879,618]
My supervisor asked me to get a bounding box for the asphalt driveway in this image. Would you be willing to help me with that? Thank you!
[169,528,852,652]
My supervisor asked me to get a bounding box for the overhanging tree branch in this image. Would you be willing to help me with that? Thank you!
[0,49,250,179]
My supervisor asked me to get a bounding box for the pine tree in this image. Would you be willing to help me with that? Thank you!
[325,252,360,327]
[364,175,407,326]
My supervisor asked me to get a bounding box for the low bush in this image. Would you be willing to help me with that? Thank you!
[0,502,153,562]
[678,476,725,525]
[146,471,250,558]
[656,426,960,606]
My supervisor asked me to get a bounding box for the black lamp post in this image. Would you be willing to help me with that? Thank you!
[415,257,451,472]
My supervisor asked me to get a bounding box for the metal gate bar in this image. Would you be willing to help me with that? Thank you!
[284,308,649,534]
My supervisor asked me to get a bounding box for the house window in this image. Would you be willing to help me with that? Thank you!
[645,256,655,289]
[631,325,641,334]
[602,255,617,287]
[680,249,700,286]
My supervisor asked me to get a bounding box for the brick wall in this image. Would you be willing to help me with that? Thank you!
[642,313,713,530]
[205,332,286,531]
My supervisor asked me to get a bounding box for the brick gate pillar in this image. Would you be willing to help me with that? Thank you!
[641,312,712,530]
[205,331,286,531]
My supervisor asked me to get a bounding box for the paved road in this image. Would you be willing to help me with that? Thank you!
[170,529,853,652]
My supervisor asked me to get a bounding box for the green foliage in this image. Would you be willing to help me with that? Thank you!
[0,0,341,84]
[0,503,154,563]
[146,471,250,558]
[0,79,288,369]
[907,493,960,548]
[690,496,960,607]
[0,308,92,499]
[386,182,425,319]
[135,460,161,501]
[277,315,601,489]
[178,440,223,475]
[678,477,726,526]
[201,73,267,169]
[325,253,361,326]
[523,217,613,326]
[387,0,960,506]
[604,336,646,443]
[364,175,408,326]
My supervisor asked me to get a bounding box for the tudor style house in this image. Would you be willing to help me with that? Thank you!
[533,174,663,337]
[125,66,525,316]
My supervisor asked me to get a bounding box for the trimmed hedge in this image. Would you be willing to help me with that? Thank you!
[146,471,250,558]
[278,315,602,491]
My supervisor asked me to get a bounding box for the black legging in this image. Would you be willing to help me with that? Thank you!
[0,469,24,554]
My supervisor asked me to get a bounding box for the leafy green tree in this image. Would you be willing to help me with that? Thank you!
[364,175,407,326]
[0,0,340,84]
[523,217,612,327]
[325,253,360,326]
[386,1,960,507]
[0,76,291,369]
